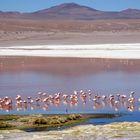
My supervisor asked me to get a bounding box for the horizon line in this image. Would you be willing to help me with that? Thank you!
[0,2,140,13]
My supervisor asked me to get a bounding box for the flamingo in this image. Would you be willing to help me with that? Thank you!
[42,92,47,96]
[114,100,119,105]
[70,95,78,105]
[127,105,134,112]
[1,90,140,113]
[55,93,61,101]
[128,97,135,104]
[37,92,43,99]
[35,97,41,103]
[129,91,135,98]
[43,97,49,103]
[120,95,127,100]
[49,95,54,104]
[23,100,27,104]
[4,96,9,101]
[0,98,2,105]
[15,95,21,101]
[27,97,34,104]
[16,100,22,107]
[102,95,107,101]
[62,94,69,100]
[74,90,78,96]
[5,99,12,106]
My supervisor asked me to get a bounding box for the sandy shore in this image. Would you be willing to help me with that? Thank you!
[1,122,140,140]
[0,43,140,59]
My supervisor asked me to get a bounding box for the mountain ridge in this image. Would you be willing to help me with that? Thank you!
[0,3,140,20]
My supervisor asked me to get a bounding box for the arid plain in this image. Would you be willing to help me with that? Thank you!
[0,19,140,46]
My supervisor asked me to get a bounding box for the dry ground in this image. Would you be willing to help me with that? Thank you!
[0,19,140,46]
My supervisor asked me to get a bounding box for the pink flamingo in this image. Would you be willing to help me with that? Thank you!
[35,97,41,103]
[43,97,49,103]
[15,95,21,101]
[102,95,107,101]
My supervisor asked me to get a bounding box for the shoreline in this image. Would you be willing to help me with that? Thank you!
[0,43,140,59]
[0,114,119,131]
[1,122,140,140]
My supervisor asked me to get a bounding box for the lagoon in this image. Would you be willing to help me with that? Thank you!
[0,57,140,116]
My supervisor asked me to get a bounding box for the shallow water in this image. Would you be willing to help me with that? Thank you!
[0,57,140,119]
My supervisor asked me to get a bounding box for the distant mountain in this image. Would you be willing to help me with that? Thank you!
[0,3,140,20]
[0,11,21,18]
[29,3,101,20]
[121,8,140,14]
[35,3,98,14]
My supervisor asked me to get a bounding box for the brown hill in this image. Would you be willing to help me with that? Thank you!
[30,3,100,20]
